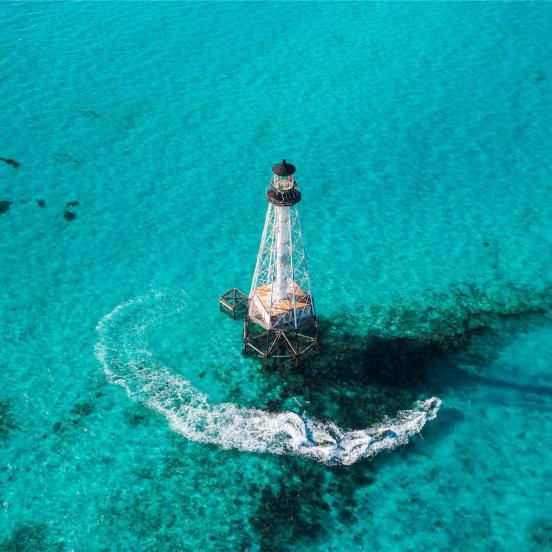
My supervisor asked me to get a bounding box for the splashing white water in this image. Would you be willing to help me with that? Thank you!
[94,291,441,465]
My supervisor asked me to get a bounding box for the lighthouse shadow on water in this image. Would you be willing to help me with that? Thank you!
[257,317,444,429]
[260,297,552,437]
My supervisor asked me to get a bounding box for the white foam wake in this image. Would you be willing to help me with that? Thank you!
[94,291,441,465]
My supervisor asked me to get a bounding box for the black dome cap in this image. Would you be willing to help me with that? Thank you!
[272,159,296,177]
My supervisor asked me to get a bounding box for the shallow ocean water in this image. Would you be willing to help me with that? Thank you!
[1,2,552,550]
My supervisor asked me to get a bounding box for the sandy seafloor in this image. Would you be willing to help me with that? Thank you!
[1,2,552,551]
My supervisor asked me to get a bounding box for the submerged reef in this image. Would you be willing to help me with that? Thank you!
[51,400,96,437]
[346,282,552,343]
[99,435,257,550]
[250,456,377,552]
[527,518,552,551]
[0,200,11,215]
[123,402,154,428]
[0,157,20,169]
[70,401,95,417]
[96,429,372,552]
[54,152,82,166]
[1,522,63,552]
[251,462,328,550]
[0,398,18,443]
[64,201,79,221]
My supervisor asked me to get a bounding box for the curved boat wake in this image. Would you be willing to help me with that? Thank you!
[94,291,441,465]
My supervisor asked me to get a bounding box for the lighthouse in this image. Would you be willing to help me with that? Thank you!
[244,160,319,364]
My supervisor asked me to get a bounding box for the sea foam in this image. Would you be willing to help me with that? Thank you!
[95,291,440,465]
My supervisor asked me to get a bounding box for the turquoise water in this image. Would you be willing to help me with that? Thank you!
[2,2,552,550]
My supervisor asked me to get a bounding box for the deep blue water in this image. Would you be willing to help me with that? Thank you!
[1,2,552,550]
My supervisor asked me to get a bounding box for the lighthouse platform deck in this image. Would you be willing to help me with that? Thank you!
[248,283,313,330]
[253,284,310,315]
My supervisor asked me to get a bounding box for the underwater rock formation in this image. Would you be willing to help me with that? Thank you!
[0,157,20,168]
[54,152,81,166]
[0,399,18,442]
[1,522,62,551]
[123,403,153,428]
[334,282,552,344]
[0,200,11,215]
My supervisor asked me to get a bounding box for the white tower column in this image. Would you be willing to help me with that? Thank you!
[275,206,290,301]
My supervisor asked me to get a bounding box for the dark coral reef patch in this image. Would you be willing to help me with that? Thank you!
[0,157,20,169]
[527,518,552,551]
[123,402,154,428]
[1,522,63,551]
[0,398,19,442]
[51,400,96,436]
[0,200,11,215]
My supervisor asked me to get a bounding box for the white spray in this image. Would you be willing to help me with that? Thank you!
[94,291,441,466]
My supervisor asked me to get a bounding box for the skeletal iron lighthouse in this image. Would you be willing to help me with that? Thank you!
[244,160,319,363]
